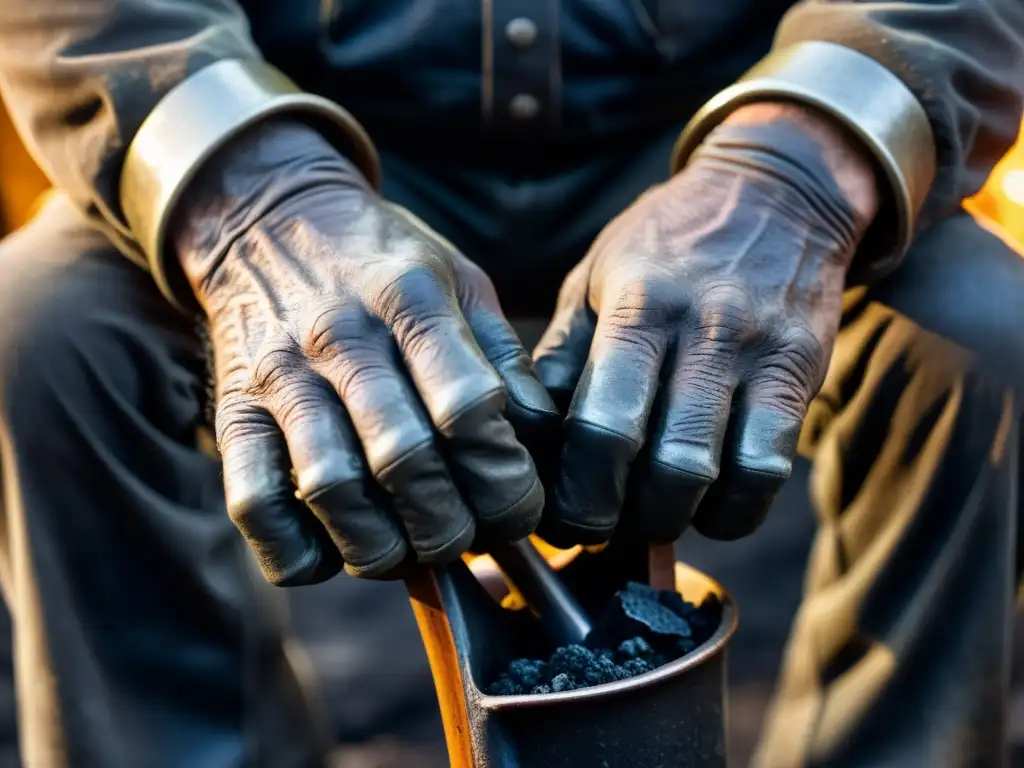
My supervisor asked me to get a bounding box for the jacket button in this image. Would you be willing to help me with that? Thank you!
[505,17,538,49]
[509,93,541,121]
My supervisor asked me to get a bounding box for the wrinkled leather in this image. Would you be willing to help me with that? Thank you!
[535,121,864,546]
[171,120,559,585]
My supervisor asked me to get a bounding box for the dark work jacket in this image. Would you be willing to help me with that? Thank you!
[0,1,1023,311]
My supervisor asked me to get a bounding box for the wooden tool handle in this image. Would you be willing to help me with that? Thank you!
[648,542,677,591]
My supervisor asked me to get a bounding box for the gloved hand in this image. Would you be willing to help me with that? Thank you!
[534,105,877,546]
[171,120,559,585]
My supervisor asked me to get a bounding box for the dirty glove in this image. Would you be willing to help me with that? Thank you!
[534,113,874,546]
[172,121,558,585]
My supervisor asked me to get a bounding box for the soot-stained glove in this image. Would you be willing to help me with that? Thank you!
[534,120,868,546]
[171,121,559,585]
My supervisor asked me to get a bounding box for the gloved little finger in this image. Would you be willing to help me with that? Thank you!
[693,327,820,538]
[455,297,559,544]
[691,390,805,541]
[217,397,343,586]
[269,385,410,580]
[461,297,560,437]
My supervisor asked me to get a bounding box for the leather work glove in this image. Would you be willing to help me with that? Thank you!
[534,106,877,546]
[172,121,559,585]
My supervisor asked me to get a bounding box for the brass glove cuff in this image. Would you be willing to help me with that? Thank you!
[671,41,936,283]
[120,58,381,311]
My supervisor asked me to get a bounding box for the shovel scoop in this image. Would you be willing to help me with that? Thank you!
[405,533,737,767]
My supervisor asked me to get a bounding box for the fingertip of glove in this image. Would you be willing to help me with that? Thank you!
[415,517,478,567]
[474,477,545,546]
[532,359,580,414]
[691,497,771,541]
[261,543,345,587]
[503,371,563,437]
[628,472,706,544]
[534,516,614,550]
[505,393,562,431]
[639,518,691,546]
[342,538,411,580]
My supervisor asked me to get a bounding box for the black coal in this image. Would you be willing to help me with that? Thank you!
[488,582,721,696]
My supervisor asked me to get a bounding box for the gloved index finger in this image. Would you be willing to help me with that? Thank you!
[461,297,560,435]
[546,308,670,547]
[380,263,546,544]
[460,300,561,543]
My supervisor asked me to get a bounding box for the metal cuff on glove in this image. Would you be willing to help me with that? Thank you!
[120,58,382,311]
[671,41,936,284]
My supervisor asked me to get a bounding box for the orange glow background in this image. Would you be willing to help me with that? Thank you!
[963,118,1024,256]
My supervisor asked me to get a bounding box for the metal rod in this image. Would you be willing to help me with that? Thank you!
[488,538,593,646]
